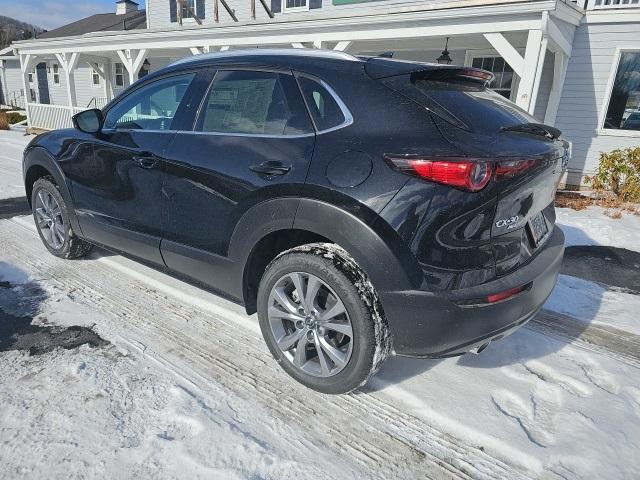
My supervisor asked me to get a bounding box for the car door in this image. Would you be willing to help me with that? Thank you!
[65,72,199,264]
[160,68,315,290]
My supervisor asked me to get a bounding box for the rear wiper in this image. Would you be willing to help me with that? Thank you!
[501,123,561,139]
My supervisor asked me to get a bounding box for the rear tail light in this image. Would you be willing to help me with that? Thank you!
[486,285,525,303]
[495,159,535,179]
[384,156,492,192]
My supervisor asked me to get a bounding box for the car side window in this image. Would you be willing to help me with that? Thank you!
[196,70,313,136]
[296,76,347,132]
[104,73,196,131]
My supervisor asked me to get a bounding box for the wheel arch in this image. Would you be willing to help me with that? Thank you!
[233,197,422,314]
[23,147,82,234]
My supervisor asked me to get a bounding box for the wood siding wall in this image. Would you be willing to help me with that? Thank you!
[147,0,452,29]
[2,61,23,103]
[555,18,640,185]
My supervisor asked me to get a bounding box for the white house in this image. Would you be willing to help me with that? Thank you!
[0,0,639,187]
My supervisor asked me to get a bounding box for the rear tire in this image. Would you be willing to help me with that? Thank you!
[257,243,391,394]
[32,177,92,259]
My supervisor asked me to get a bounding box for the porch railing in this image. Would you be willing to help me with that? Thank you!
[87,97,109,109]
[584,0,640,8]
[6,90,26,110]
[26,103,86,130]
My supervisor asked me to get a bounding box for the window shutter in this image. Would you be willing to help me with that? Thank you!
[170,0,177,22]
[197,0,206,19]
[271,0,281,13]
[309,0,322,9]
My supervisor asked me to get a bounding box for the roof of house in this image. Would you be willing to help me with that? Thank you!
[37,9,146,40]
[0,46,15,57]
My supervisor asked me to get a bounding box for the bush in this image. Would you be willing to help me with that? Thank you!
[0,111,26,129]
[6,112,26,124]
[586,147,640,202]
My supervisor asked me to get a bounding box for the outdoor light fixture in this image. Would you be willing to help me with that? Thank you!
[138,59,151,78]
[436,37,453,64]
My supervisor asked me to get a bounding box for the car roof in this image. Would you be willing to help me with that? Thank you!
[170,48,362,68]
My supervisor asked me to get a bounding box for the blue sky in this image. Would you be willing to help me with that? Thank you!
[0,0,146,30]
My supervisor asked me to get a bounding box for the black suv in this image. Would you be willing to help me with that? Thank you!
[23,49,566,393]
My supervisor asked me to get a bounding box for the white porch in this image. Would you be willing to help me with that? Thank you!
[13,0,583,131]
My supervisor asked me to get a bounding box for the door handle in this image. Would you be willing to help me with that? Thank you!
[133,155,158,169]
[249,161,291,176]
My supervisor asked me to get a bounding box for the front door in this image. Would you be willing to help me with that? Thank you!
[65,72,198,264]
[161,68,315,289]
[36,62,50,104]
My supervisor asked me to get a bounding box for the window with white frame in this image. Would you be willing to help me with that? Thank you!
[182,0,196,18]
[114,63,125,87]
[603,50,640,132]
[471,56,514,99]
[27,69,34,83]
[91,63,102,87]
[283,0,308,12]
[52,63,60,85]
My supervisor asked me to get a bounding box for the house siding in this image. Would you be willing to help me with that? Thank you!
[3,61,24,106]
[147,0,452,29]
[555,17,640,186]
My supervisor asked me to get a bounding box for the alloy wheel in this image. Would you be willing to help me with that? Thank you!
[267,272,354,377]
[34,190,65,250]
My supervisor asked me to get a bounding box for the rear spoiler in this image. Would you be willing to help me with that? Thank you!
[501,123,562,140]
[362,56,493,85]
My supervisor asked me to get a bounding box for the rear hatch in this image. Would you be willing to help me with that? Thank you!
[368,58,569,275]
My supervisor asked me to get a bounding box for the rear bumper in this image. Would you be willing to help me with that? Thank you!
[381,226,564,357]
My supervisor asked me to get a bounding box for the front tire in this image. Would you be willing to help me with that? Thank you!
[257,243,391,394]
[32,177,92,259]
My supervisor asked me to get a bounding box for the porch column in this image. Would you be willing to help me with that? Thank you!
[543,15,575,125]
[190,46,211,55]
[0,60,7,106]
[104,60,114,102]
[55,52,80,108]
[19,54,37,125]
[116,49,148,85]
[333,41,352,52]
[515,29,544,113]
[544,51,570,125]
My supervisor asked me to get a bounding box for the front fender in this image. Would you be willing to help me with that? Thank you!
[23,146,83,235]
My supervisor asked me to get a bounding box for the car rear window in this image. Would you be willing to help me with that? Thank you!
[383,74,537,134]
[296,76,347,132]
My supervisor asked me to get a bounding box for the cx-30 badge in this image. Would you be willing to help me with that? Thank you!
[496,216,519,229]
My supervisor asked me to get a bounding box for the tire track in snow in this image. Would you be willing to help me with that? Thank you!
[2,216,534,480]
[529,311,640,369]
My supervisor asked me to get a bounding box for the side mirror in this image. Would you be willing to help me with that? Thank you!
[72,109,103,134]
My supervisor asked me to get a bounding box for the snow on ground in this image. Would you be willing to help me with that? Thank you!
[1,129,640,479]
[0,128,29,200]
[556,205,639,250]
[545,206,640,335]
[545,274,640,335]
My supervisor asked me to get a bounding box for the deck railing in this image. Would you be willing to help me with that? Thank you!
[584,0,640,8]
[87,97,110,109]
[26,103,86,130]
[6,90,26,109]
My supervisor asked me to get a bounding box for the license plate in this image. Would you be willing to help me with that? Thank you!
[528,211,549,246]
